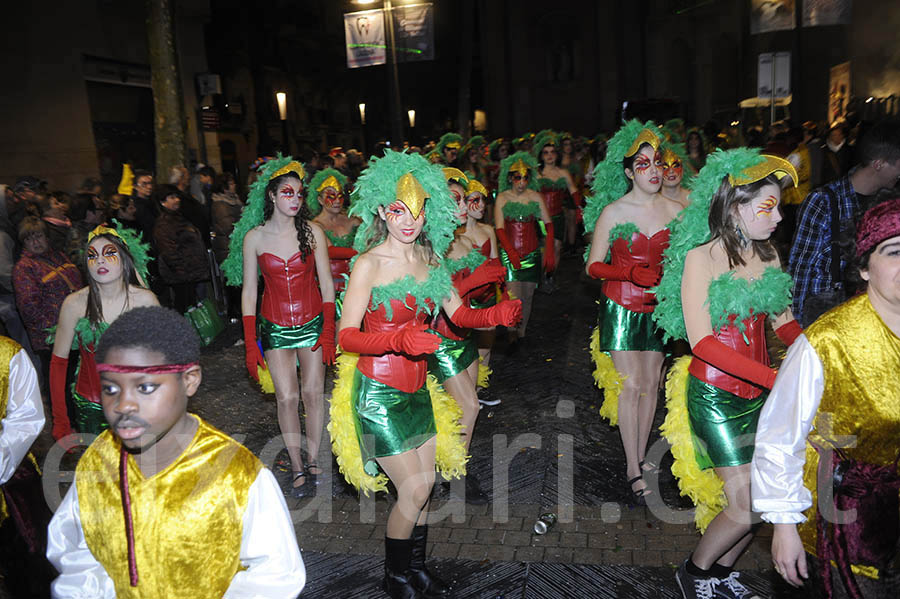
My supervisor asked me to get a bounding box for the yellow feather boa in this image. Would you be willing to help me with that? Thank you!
[659,355,727,532]
[327,352,467,496]
[589,325,624,426]
[257,365,275,394]
[477,357,492,389]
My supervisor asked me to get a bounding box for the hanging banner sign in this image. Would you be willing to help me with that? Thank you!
[344,9,386,69]
[803,0,852,27]
[750,0,796,34]
[344,4,434,69]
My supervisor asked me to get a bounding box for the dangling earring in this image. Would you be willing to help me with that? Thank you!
[735,224,749,247]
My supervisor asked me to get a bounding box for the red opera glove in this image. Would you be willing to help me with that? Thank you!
[242,316,267,381]
[543,222,556,272]
[572,190,584,208]
[775,320,803,347]
[692,335,777,389]
[630,264,661,287]
[450,300,522,329]
[496,228,522,269]
[313,302,337,365]
[456,259,507,297]
[587,261,659,287]
[328,246,357,260]
[49,354,72,441]
[338,324,441,357]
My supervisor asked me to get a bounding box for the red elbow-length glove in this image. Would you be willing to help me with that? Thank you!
[571,190,584,208]
[313,302,337,365]
[495,227,521,269]
[774,320,803,347]
[450,300,522,329]
[242,316,267,381]
[327,246,357,260]
[338,324,441,357]
[587,261,660,287]
[456,259,507,297]
[692,335,778,389]
[543,222,556,272]
[49,354,72,441]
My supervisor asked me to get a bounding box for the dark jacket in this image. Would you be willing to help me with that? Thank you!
[152,208,209,285]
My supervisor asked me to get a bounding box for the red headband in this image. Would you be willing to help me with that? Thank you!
[856,198,900,258]
[97,362,199,374]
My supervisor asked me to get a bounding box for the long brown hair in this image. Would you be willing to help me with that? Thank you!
[262,173,316,260]
[83,233,139,325]
[707,173,780,268]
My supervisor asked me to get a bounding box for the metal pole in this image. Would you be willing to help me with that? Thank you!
[770,55,776,126]
[385,0,404,148]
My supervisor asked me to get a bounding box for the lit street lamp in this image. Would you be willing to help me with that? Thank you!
[276,91,290,155]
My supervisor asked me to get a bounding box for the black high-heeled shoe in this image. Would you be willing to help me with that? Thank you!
[291,471,313,498]
[305,463,321,485]
[627,475,650,506]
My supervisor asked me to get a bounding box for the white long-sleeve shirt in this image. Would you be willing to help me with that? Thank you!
[751,334,823,524]
[0,348,44,484]
[47,467,306,598]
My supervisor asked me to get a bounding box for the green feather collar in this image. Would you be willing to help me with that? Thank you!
[369,266,453,320]
[502,201,540,220]
[707,267,792,334]
[443,248,486,274]
[325,228,357,248]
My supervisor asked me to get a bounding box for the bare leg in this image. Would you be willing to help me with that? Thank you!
[297,346,325,474]
[442,369,479,450]
[475,327,495,369]
[610,350,648,495]
[636,351,664,465]
[265,348,304,485]
[691,464,757,569]
[514,281,536,337]
[376,437,437,539]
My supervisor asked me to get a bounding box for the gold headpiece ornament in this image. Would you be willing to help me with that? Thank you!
[466,179,488,198]
[269,161,307,182]
[395,173,428,219]
[87,225,124,244]
[661,148,680,165]
[729,154,798,188]
[445,141,462,150]
[508,159,530,177]
[442,167,469,186]
[316,175,342,193]
[624,128,662,158]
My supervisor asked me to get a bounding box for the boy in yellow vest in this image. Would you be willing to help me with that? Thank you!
[47,306,305,598]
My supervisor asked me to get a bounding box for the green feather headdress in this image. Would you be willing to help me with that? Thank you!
[497,151,539,193]
[659,127,693,177]
[488,138,504,157]
[436,132,463,155]
[652,147,793,342]
[349,150,458,258]
[100,219,152,284]
[531,130,559,160]
[465,135,486,152]
[306,168,349,215]
[222,154,306,286]
[583,120,660,234]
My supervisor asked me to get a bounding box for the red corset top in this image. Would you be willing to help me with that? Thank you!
[357,297,430,393]
[503,218,538,256]
[540,189,567,217]
[258,251,323,326]
[689,312,770,399]
[431,269,469,341]
[602,229,670,313]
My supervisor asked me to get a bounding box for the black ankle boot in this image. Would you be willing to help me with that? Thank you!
[383,537,421,599]
[409,526,450,597]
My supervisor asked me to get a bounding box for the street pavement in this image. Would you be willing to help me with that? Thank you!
[26,254,806,598]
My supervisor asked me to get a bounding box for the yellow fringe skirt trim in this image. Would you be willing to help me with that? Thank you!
[476,357,492,389]
[659,355,727,532]
[257,364,276,394]
[590,325,625,426]
[327,352,467,496]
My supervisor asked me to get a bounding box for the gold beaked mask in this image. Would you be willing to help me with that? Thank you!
[316,175,342,193]
[508,159,530,177]
[269,161,307,182]
[87,225,124,244]
[395,173,428,219]
[445,141,462,150]
[466,179,488,198]
[442,167,469,186]
[729,155,798,188]
[661,149,681,167]
[624,128,662,158]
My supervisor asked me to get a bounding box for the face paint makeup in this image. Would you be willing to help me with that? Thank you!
[102,243,120,265]
[756,195,778,217]
[633,154,652,173]
[385,200,406,223]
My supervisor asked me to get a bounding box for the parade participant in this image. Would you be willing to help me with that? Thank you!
[0,336,51,598]
[308,167,359,294]
[330,151,520,598]
[535,133,580,272]
[47,306,306,598]
[686,129,708,174]
[560,132,587,252]
[652,148,799,599]
[583,121,682,504]
[427,168,506,504]
[223,156,336,498]
[752,192,900,597]
[435,133,463,167]
[459,135,487,183]
[494,151,555,344]
[50,223,157,441]
[485,138,511,199]
[659,134,692,207]
[460,178,501,404]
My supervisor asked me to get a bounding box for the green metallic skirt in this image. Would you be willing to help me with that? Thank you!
[686,374,767,469]
[352,369,437,476]
[426,333,478,383]
[259,313,323,352]
[469,290,497,310]
[499,248,541,283]
[72,390,108,436]
[594,294,664,353]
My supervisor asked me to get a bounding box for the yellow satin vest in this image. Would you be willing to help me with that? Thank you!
[77,415,263,598]
[798,294,900,572]
[0,337,34,526]
[782,143,811,205]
